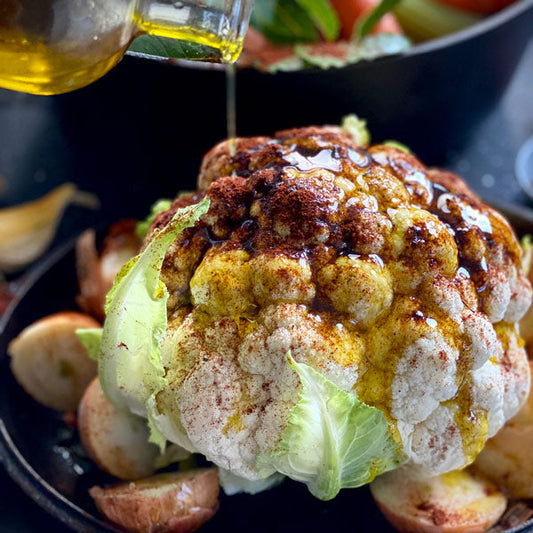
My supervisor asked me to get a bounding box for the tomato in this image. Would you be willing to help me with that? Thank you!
[329,0,403,39]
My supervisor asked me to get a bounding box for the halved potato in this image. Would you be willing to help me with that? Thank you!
[78,377,159,480]
[370,467,507,533]
[8,311,99,411]
[90,468,219,533]
[474,361,533,499]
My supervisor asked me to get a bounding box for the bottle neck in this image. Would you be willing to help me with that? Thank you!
[134,0,252,63]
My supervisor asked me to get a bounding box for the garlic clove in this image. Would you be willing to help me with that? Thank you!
[0,183,98,273]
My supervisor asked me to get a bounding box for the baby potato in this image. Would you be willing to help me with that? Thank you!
[78,378,159,480]
[474,361,533,499]
[8,311,99,411]
[90,468,219,533]
[370,467,507,533]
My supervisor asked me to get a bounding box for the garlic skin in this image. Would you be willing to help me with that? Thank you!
[0,183,99,273]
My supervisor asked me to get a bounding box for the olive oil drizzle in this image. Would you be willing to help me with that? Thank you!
[226,63,237,157]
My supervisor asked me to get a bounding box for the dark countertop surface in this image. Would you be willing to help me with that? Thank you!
[0,38,532,532]
[445,39,533,208]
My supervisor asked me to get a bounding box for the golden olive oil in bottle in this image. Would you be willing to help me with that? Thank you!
[0,0,251,95]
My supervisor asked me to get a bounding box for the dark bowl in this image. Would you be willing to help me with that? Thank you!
[227,0,533,161]
[1,203,533,532]
[51,0,533,176]
[0,239,425,533]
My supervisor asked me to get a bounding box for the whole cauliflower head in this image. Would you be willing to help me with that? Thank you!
[98,125,531,500]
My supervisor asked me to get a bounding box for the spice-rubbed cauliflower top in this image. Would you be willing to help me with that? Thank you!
[99,124,531,499]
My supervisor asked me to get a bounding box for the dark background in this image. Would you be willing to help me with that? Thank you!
[0,38,532,531]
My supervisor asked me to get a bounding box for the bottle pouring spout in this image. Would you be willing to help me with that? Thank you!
[135,0,252,62]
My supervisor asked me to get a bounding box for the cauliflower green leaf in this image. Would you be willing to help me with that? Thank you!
[521,234,532,273]
[383,140,412,153]
[98,197,210,433]
[341,114,371,147]
[135,198,172,240]
[219,469,285,496]
[76,328,103,361]
[260,355,406,500]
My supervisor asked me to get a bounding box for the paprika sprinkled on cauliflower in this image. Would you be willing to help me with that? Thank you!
[93,124,531,501]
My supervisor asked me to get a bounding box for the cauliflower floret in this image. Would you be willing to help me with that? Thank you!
[422,274,464,319]
[494,324,531,420]
[408,404,466,474]
[317,255,393,324]
[190,248,254,316]
[470,360,506,438]
[461,308,500,370]
[178,353,271,478]
[155,304,363,479]
[388,207,458,291]
[250,254,315,305]
[505,271,531,322]
[115,126,531,495]
[391,331,459,425]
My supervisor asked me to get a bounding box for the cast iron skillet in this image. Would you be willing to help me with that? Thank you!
[0,238,397,532]
[0,203,532,533]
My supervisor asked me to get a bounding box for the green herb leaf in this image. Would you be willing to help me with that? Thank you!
[129,35,219,60]
[251,0,320,44]
[383,140,412,153]
[251,0,340,45]
[294,0,340,41]
[341,114,371,147]
[356,0,403,38]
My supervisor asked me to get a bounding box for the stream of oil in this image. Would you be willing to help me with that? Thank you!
[226,63,237,157]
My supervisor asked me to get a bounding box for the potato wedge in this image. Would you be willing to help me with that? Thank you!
[90,469,219,533]
[76,221,140,321]
[99,219,141,284]
[474,361,533,499]
[78,378,159,480]
[8,311,99,411]
[75,229,107,321]
[370,467,507,533]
